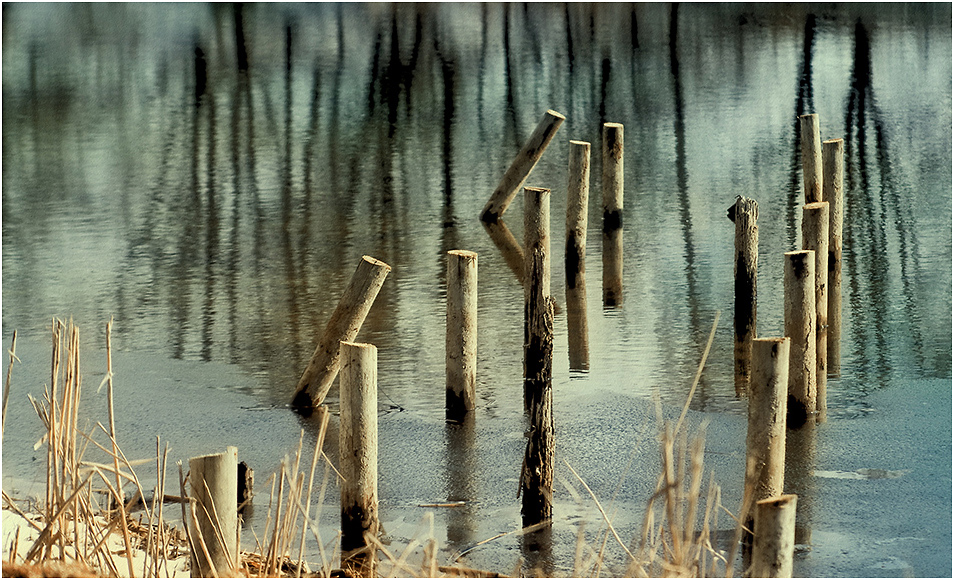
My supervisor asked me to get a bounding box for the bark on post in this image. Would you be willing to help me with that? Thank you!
[480,110,565,223]
[729,196,759,395]
[784,250,816,429]
[189,447,238,578]
[799,114,823,203]
[566,140,591,371]
[751,494,798,578]
[602,123,624,307]
[292,256,391,413]
[823,138,844,376]
[522,186,554,527]
[446,250,478,421]
[802,202,829,423]
[339,341,379,576]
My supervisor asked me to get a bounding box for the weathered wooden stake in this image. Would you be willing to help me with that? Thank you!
[446,250,478,421]
[566,140,590,371]
[339,341,379,576]
[751,494,798,578]
[189,447,238,578]
[729,197,759,395]
[481,110,565,223]
[823,138,844,376]
[602,123,624,307]
[293,256,391,413]
[802,202,829,422]
[742,337,790,567]
[784,250,816,429]
[522,186,554,526]
[799,113,822,203]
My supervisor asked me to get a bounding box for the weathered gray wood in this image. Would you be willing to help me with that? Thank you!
[522,186,554,527]
[566,140,590,371]
[784,250,816,429]
[745,338,790,504]
[292,256,390,413]
[751,494,798,578]
[188,447,238,578]
[799,114,822,203]
[823,138,844,376]
[602,123,624,307]
[802,202,829,422]
[480,110,565,223]
[729,197,759,395]
[446,250,478,421]
[339,341,379,576]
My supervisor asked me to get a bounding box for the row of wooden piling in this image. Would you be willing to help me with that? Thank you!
[737,113,845,577]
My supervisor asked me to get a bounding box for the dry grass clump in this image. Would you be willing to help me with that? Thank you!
[2,317,738,578]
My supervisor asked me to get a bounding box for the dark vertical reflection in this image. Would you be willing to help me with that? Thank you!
[281,21,303,368]
[443,415,477,550]
[784,421,817,547]
[503,3,522,147]
[843,19,890,385]
[201,93,218,361]
[234,2,248,72]
[521,525,553,577]
[669,4,704,353]
[786,13,818,249]
[437,34,459,273]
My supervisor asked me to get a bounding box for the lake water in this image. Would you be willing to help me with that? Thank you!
[2,3,951,577]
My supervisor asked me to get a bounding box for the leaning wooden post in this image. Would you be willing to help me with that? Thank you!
[802,202,829,423]
[446,250,478,421]
[784,250,816,429]
[799,113,822,203]
[339,341,379,576]
[751,494,798,578]
[742,338,789,565]
[292,256,391,413]
[481,110,565,223]
[566,140,590,371]
[521,186,554,527]
[729,197,759,395]
[189,447,238,578]
[602,123,624,307]
[823,138,844,376]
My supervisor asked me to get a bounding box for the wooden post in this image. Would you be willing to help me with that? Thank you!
[729,197,759,395]
[799,114,822,203]
[446,250,478,421]
[751,494,798,578]
[339,341,379,576]
[802,202,829,423]
[482,219,525,285]
[823,138,844,375]
[602,123,624,307]
[292,256,391,413]
[189,447,238,578]
[566,140,590,371]
[480,110,565,223]
[784,250,816,429]
[742,337,789,565]
[522,186,554,526]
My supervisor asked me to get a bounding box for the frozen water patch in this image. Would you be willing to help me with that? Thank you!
[814,468,910,480]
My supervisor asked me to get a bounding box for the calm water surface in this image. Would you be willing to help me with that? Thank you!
[2,3,951,577]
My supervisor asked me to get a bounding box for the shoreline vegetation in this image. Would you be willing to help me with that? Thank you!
[2,318,744,578]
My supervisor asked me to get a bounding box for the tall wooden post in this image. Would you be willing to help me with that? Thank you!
[293,256,390,413]
[729,197,759,394]
[446,250,478,421]
[522,186,554,526]
[802,202,829,422]
[784,250,816,429]
[189,447,238,578]
[751,494,798,578]
[481,110,565,223]
[339,341,379,576]
[799,114,822,203]
[602,122,624,307]
[823,138,844,375]
[566,140,590,370]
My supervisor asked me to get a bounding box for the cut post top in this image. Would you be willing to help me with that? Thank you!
[545,109,566,121]
[340,340,375,350]
[569,139,591,147]
[603,122,624,129]
[360,255,391,271]
[823,137,844,145]
[803,201,829,211]
[756,493,798,508]
[447,249,478,260]
[524,186,551,194]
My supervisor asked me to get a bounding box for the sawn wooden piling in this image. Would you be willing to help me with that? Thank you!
[188,447,238,578]
[565,140,590,370]
[446,250,478,421]
[729,196,759,394]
